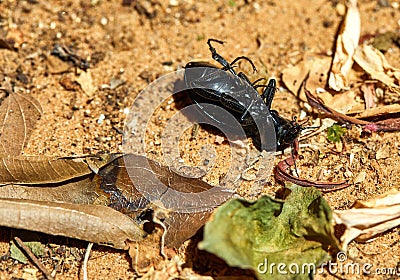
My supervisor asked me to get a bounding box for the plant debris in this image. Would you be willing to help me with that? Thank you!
[327,124,347,142]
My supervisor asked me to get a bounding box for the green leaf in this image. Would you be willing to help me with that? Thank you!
[327,124,347,142]
[199,184,339,280]
[10,240,45,264]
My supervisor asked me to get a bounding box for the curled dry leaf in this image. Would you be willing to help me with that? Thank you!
[353,44,400,93]
[333,189,400,250]
[0,198,145,249]
[0,91,42,156]
[328,0,360,91]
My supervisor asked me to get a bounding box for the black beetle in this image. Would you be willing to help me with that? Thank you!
[184,39,302,151]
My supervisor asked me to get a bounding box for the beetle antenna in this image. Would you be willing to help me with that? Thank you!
[207,39,225,57]
[301,126,319,131]
[207,38,225,48]
[295,118,320,131]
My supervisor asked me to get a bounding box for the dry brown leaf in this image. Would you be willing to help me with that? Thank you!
[0,153,226,248]
[0,91,42,156]
[333,189,400,250]
[126,232,165,274]
[325,90,360,114]
[99,154,233,247]
[0,176,101,204]
[354,44,400,92]
[0,198,144,249]
[304,79,400,131]
[282,54,362,113]
[328,0,360,91]
[0,156,92,185]
[282,54,331,101]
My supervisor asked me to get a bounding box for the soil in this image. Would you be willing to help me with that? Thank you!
[1,0,400,279]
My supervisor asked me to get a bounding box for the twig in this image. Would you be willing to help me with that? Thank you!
[13,236,54,280]
[83,242,93,280]
[152,208,170,260]
[153,215,168,259]
[274,139,349,191]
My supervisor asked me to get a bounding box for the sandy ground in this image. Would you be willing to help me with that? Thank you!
[1,0,400,279]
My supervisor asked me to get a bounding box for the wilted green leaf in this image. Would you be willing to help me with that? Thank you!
[199,185,339,280]
[10,240,45,264]
[327,124,347,142]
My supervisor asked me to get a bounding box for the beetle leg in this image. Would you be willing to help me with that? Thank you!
[252,77,266,86]
[207,39,237,75]
[229,56,257,72]
[261,79,277,109]
[237,72,253,85]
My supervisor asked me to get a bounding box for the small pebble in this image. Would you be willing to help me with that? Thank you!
[100,17,108,26]
[336,3,346,16]
[353,170,366,184]
[97,114,105,124]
